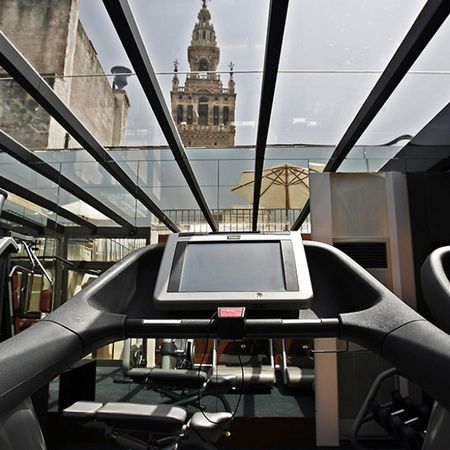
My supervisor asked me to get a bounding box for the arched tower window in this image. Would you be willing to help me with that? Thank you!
[176,105,183,124]
[199,59,209,71]
[213,106,219,125]
[223,106,229,125]
[202,30,206,40]
[187,105,193,125]
[198,96,209,125]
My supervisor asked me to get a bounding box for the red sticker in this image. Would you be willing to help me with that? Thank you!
[218,307,245,318]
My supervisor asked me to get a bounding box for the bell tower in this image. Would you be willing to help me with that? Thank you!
[171,1,236,148]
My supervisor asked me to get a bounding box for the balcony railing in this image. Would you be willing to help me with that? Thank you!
[159,208,310,233]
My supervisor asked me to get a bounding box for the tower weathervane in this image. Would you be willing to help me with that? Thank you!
[173,58,179,72]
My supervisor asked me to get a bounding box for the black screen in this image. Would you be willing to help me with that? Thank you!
[178,241,286,292]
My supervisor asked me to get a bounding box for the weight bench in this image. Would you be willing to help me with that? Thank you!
[129,368,209,389]
[127,367,234,412]
[281,339,314,390]
[63,401,232,450]
[211,339,276,390]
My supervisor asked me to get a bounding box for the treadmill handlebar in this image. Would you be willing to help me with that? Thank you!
[125,317,340,339]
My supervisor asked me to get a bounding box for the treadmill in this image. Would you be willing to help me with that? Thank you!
[1,231,450,449]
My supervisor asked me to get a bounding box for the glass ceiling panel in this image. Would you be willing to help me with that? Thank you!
[138,158,210,232]
[157,72,263,147]
[0,153,116,227]
[2,192,79,228]
[127,0,269,147]
[0,0,168,149]
[357,16,450,147]
[268,0,428,145]
[0,77,146,227]
[0,5,189,228]
[36,155,140,226]
[78,0,172,147]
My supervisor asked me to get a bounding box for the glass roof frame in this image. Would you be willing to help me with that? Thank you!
[0,175,95,231]
[0,0,448,237]
[0,128,133,230]
[291,0,450,230]
[251,0,289,231]
[0,30,179,233]
[102,0,218,232]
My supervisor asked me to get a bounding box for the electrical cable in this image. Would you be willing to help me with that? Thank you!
[196,311,243,424]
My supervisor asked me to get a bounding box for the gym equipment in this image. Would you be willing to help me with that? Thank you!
[9,238,54,335]
[419,246,450,450]
[211,339,276,389]
[3,233,450,449]
[119,338,148,378]
[63,400,232,450]
[281,338,314,390]
[0,190,19,342]
[350,368,430,450]
[128,366,233,414]
[128,339,233,413]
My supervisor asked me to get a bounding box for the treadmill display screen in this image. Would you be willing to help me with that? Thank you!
[154,232,313,310]
[179,242,286,292]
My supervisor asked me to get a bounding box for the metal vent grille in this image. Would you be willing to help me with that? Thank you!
[334,242,388,268]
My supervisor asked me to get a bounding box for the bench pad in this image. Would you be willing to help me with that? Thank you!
[63,401,103,420]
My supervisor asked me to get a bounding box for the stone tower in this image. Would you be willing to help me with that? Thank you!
[171,1,236,148]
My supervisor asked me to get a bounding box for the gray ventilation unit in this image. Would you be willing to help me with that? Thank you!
[334,242,388,269]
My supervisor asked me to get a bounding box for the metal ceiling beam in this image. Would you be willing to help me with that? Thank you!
[252,0,289,231]
[381,101,450,172]
[0,31,179,233]
[65,226,151,239]
[0,175,96,232]
[429,156,450,172]
[292,0,450,231]
[102,0,218,232]
[0,129,134,231]
[1,210,64,236]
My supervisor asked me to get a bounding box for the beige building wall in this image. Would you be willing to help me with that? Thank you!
[0,0,129,150]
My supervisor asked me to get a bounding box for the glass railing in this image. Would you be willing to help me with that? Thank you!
[1,144,444,236]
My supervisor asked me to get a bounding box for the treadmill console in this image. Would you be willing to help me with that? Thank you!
[154,231,313,310]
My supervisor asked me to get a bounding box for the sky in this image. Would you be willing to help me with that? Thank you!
[79,0,450,147]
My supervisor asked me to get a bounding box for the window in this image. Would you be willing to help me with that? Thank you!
[202,30,206,40]
[176,105,183,124]
[199,58,208,71]
[187,105,193,125]
[213,106,219,125]
[223,106,229,125]
[199,96,208,125]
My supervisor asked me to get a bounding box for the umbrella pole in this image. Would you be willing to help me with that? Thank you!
[285,171,290,230]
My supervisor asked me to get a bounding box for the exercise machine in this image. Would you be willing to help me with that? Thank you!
[212,338,276,390]
[1,232,450,449]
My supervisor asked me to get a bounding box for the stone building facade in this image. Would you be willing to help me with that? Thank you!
[0,0,129,149]
[171,2,236,148]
